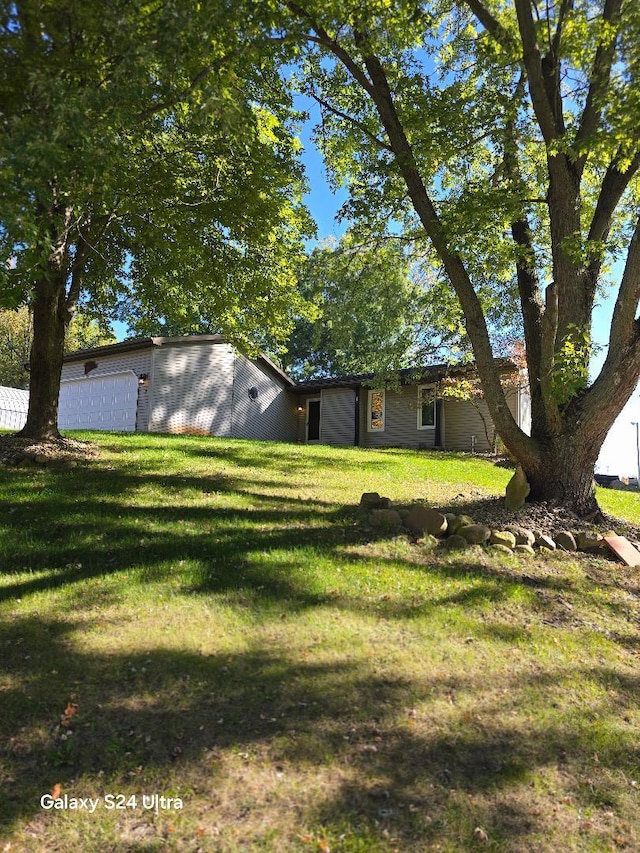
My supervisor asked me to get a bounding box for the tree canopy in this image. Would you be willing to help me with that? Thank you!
[0,0,312,437]
[278,0,640,515]
[285,232,453,379]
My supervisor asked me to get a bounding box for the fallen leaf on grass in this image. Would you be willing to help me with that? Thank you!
[51,783,61,799]
[474,826,489,843]
[60,702,78,728]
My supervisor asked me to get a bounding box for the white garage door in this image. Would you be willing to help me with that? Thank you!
[58,371,139,431]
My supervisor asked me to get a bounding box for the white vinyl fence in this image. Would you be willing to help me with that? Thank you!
[0,385,28,431]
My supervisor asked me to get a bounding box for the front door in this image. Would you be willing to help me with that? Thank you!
[306,398,321,442]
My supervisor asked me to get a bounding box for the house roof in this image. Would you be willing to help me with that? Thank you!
[290,359,518,394]
[62,335,518,394]
[62,334,295,387]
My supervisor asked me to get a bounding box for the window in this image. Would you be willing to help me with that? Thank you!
[418,385,436,429]
[367,390,385,432]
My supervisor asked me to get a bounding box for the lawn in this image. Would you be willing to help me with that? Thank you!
[0,433,638,852]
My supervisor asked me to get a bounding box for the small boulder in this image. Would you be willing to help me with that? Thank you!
[490,530,517,549]
[405,505,448,537]
[360,492,392,509]
[514,544,535,556]
[535,534,556,551]
[441,534,470,551]
[370,509,403,532]
[575,531,604,552]
[491,543,514,555]
[505,466,530,510]
[448,514,475,535]
[457,524,491,545]
[555,531,577,552]
[508,526,536,547]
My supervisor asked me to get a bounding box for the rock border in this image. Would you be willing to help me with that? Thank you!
[360,492,640,557]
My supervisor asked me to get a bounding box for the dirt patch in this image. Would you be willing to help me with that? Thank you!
[0,434,99,467]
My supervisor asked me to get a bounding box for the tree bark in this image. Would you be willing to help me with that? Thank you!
[522,432,602,519]
[19,275,69,441]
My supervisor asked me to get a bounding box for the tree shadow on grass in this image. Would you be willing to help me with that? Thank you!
[1,612,638,849]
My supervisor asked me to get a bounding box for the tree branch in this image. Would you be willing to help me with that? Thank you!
[306,91,393,152]
[283,1,375,96]
[550,0,573,60]
[464,0,514,45]
[514,0,562,142]
[581,216,640,438]
[588,148,640,246]
[607,215,640,355]
[575,0,623,166]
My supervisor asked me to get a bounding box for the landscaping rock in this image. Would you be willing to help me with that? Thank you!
[441,534,470,551]
[514,544,535,556]
[505,465,530,510]
[575,531,604,552]
[508,526,536,546]
[371,509,403,532]
[490,530,517,549]
[360,492,392,509]
[535,534,556,551]
[448,514,475,535]
[405,505,448,537]
[457,524,491,545]
[555,531,577,552]
[491,543,513,555]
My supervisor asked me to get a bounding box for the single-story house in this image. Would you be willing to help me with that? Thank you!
[56,335,530,451]
[291,364,530,452]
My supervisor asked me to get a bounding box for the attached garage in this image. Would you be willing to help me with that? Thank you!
[58,371,139,431]
[0,386,28,431]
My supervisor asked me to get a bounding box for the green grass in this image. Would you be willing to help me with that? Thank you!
[1,433,638,852]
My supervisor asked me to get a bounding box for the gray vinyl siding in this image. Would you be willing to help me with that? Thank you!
[319,387,356,446]
[360,386,438,449]
[61,350,153,382]
[149,342,235,435]
[231,355,297,442]
[148,342,296,440]
[61,349,153,432]
[443,388,519,452]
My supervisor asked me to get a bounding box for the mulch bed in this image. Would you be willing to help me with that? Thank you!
[444,492,640,543]
[0,434,99,467]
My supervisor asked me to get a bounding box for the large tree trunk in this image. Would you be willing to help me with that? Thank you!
[19,276,69,441]
[521,433,601,519]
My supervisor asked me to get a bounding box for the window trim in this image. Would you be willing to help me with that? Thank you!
[367,389,385,432]
[417,384,437,430]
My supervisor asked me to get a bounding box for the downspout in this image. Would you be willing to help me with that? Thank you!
[230,349,237,438]
[354,388,360,446]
